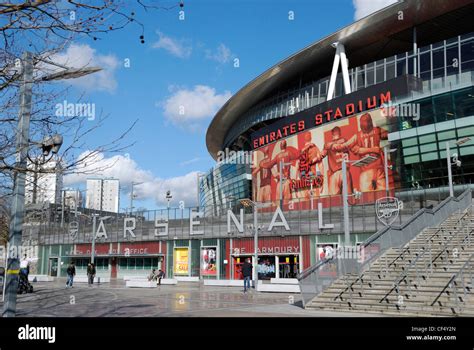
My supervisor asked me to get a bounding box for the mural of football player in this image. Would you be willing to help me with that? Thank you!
[252,147,273,203]
[312,126,353,196]
[333,112,388,192]
[299,132,324,199]
[268,140,299,205]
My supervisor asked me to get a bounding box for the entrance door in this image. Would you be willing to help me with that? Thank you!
[279,255,299,278]
[48,258,58,277]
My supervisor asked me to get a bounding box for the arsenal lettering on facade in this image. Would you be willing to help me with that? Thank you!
[251,75,421,150]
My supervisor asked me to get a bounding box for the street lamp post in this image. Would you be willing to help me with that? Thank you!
[446,137,471,197]
[383,146,397,197]
[61,189,65,227]
[304,170,321,210]
[2,52,34,318]
[240,198,261,290]
[446,141,454,197]
[2,52,101,318]
[278,160,292,207]
[91,214,99,265]
[166,190,172,221]
[341,155,377,246]
[129,181,143,215]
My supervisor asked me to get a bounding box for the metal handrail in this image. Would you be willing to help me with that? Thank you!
[297,189,472,307]
[340,202,470,303]
[431,254,474,310]
[380,212,472,304]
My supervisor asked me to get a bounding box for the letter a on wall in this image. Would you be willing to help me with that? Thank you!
[268,206,290,231]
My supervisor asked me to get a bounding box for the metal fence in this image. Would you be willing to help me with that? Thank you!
[21,185,471,246]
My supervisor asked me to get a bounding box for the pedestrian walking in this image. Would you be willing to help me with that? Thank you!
[87,262,96,286]
[157,269,165,285]
[20,255,30,280]
[242,258,253,293]
[148,269,157,282]
[66,262,75,288]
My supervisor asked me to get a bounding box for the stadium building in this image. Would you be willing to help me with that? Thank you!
[29,0,474,282]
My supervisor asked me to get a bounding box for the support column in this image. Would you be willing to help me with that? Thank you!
[327,43,351,101]
[275,256,280,279]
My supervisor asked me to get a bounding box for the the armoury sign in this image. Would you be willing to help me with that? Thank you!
[376,197,403,226]
[68,203,335,241]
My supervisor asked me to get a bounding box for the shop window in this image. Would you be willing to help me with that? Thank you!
[119,258,127,269]
[257,257,276,280]
[129,258,136,269]
[143,258,151,269]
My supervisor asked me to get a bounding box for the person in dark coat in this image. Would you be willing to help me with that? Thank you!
[242,258,253,293]
[87,263,96,286]
[157,269,165,285]
[66,262,76,288]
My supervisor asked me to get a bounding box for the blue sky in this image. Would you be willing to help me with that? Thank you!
[57,0,396,210]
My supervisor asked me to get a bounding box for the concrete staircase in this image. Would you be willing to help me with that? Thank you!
[306,209,474,316]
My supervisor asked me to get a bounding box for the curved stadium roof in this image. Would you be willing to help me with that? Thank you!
[206,0,474,160]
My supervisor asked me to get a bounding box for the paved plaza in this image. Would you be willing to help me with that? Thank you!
[0,279,381,317]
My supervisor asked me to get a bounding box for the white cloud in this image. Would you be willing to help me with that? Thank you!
[152,30,192,58]
[46,44,119,92]
[161,85,232,129]
[205,43,234,64]
[353,0,398,20]
[64,151,200,207]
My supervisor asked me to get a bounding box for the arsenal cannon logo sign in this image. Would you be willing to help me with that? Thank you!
[375,197,403,226]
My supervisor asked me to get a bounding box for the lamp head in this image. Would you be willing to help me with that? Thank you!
[41,134,63,156]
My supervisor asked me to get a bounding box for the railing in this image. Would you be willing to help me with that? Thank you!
[23,185,471,245]
[379,211,473,307]
[430,242,474,314]
[297,188,472,308]
[337,212,467,304]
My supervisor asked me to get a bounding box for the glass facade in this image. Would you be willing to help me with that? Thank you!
[199,153,252,216]
[388,86,474,189]
[224,32,474,151]
[217,32,474,197]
